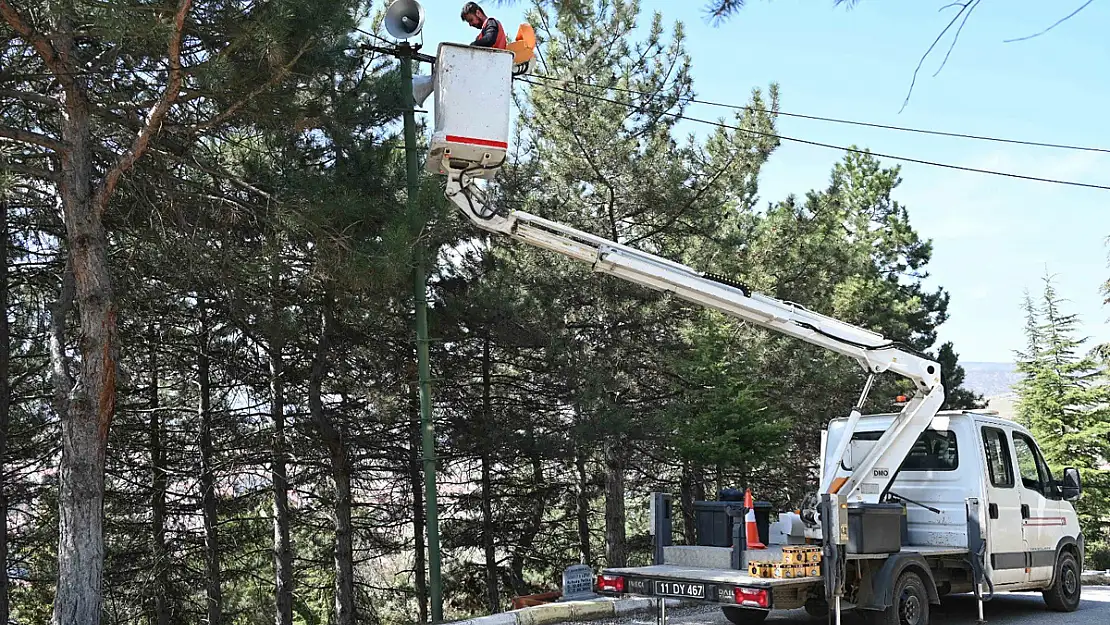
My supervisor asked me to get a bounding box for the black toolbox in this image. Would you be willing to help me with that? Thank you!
[693,500,772,547]
[847,503,904,554]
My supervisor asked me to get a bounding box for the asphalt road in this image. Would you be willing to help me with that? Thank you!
[593,587,1110,625]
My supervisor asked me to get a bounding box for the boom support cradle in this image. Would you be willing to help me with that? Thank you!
[444,173,944,504]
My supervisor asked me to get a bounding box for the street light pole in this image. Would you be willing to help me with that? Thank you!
[399,42,443,623]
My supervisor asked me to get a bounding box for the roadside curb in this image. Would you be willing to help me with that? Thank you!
[448,574,1110,625]
[451,597,688,625]
[1082,570,1110,585]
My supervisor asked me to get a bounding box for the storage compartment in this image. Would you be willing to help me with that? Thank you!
[847,503,904,554]
[693,500,772,547]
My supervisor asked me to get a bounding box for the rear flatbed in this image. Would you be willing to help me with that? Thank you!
[599,545,969,607]
[603,564,820,590]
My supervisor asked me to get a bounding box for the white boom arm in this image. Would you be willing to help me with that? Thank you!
[445,175,944,503]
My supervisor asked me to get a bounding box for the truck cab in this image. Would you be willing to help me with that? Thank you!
[828,410,1083,595]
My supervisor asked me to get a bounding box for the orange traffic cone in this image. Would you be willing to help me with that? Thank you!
[744,488,766,550]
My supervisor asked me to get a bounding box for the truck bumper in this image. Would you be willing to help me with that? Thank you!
[598,567,820,611]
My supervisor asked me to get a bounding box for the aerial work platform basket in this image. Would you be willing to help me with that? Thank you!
[425,43,514,180]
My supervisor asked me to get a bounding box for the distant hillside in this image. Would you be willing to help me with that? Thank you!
[960,362,1022,399]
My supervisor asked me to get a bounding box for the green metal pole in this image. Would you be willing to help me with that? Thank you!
[400,44,443,623]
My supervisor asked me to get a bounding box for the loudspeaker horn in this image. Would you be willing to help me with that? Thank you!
[384,0,424,40]
[412,75,434,107]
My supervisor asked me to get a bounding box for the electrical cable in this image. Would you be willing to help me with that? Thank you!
[525,73,1110,155]
[520,77,1110,191]
[352,26,397,48]
[445,156,508,220]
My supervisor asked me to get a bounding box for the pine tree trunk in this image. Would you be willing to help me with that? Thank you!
[270,343,292,625]
[198,303,222,625]
[408,390,429,624]
[575,452,591,564]
[331,463,354,625]
[270,255,293,625]
[604,444,627,567]
[0,199,10,623]
[52,36,117,625]
[480,335,498,613]
[510,426,545,595]
[149,335,170,625]
[307,298,355,625]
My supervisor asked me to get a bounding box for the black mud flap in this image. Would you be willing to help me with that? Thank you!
[859,553,941,612]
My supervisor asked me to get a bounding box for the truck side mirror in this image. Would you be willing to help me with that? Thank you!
[1061,467,1082,502]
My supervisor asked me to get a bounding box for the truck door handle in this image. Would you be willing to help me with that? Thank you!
[1021,504,1030,519]
[988,503,999,519]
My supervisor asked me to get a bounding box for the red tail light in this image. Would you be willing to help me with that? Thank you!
[596,574,625,593]
[734,587,770,608]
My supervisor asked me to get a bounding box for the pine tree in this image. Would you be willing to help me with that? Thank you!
[937,342,984,410]
[1015,275,1110,543]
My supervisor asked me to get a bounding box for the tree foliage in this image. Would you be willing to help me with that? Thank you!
[1015,276,1110,543]
[0,0,989,623]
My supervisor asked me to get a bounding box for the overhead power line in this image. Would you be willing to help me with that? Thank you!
[520,77,1110,192]
[525,73,1110,155]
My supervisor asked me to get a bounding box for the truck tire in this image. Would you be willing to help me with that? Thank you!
[721,606,769,625]
[869,570,930,625]
[1042,551,1082,612]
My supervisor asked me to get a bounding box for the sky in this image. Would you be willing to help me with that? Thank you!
[410,0,1110,363]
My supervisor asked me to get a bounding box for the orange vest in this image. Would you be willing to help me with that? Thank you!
[489,18,508,50]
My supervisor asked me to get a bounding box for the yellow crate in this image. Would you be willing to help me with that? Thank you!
[803,564,821,577]
[748,561,774,578]
[799,546,822,563]
[772,564,804,579]
[781,546,810,565]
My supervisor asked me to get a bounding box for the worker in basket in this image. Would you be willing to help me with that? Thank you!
[461,2,508,50]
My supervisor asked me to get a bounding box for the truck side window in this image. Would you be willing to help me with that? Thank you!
[981,427,1014,488]
[902,429,958,471]
[1012,432,1052,496]
[850,429,958,471]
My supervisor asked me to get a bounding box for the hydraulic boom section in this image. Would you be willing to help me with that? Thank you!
[443,174,944,504]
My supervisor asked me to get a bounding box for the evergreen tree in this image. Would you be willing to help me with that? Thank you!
[1015,276,1110,544]
[937,342,984,410]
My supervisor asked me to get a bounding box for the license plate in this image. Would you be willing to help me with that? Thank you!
[654,580,705,598]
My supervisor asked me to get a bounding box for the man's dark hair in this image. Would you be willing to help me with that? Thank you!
[461,2,483,19]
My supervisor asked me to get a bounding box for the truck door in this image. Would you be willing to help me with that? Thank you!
[980,426,1027,586]
[1011,432,1061,583]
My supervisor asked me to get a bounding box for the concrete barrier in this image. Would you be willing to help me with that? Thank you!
[450,597,685,625]
[1083,570,1110,585]
[451,575,1110,625]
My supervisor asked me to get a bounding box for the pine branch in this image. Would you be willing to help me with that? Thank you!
[0,0,71,87]
[0,162,59,182]
[1005,0,1096,43]
[900,0,980,113]
[0,88,60,108]
[94,0,192,216]
[0,126,66,152]
[191,37,315,135]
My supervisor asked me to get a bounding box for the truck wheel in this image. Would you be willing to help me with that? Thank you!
[721,606,769,625]
[870,570,930,625]
[1042,551,1082,612]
